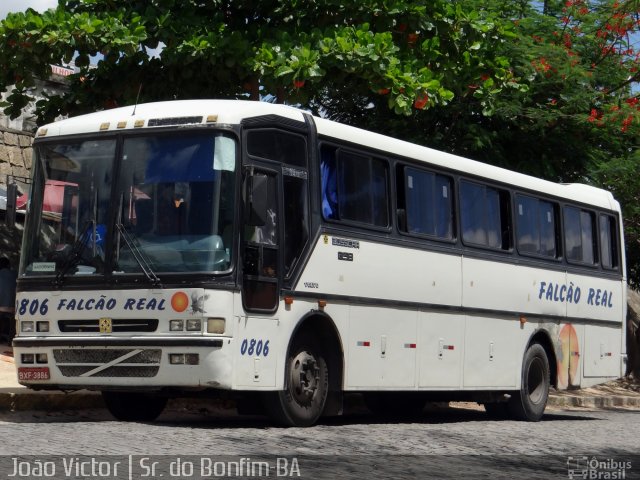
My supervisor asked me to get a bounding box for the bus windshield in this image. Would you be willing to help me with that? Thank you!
[21,132,237,278]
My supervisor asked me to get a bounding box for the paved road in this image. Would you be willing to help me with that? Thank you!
[0,404,638,479]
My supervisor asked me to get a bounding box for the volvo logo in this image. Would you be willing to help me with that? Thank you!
[98,318,112,334]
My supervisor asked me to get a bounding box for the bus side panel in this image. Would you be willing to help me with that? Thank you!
[418,312,464,388]
[461,258,565,390]
[233,314,280,389]
[462,258,567,319]
[297,236,462,307]
[345,305,417,389]
[582,325,623,380]
[463,316,521,388]
[564,273,624,385]
[565,273,624,324]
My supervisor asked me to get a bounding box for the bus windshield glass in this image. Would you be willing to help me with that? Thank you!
[21,132,237,277]
[21,139,116,277]
[115,132,236,274]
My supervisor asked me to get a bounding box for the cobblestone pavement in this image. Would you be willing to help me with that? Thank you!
[0,404,638,479]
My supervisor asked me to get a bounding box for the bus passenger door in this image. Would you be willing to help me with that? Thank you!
[242,169,280,313]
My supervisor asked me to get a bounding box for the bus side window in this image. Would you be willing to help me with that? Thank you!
[599,214,619,270]
[460,180,511,250]
[321,146,338,220]
[564,206,597,265]
[515,194,558,258]
[399,166,453,240]
[321,146,389,227]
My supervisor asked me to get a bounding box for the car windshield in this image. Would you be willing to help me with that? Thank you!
[20,132,237,278]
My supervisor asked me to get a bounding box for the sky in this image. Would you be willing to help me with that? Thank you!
[0,0,56,19]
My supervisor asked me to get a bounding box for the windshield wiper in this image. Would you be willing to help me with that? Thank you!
[116,222,162,287]
[54,219,93,285]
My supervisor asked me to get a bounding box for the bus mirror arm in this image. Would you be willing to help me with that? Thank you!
[246,171,268,227]
[5,182,17,229]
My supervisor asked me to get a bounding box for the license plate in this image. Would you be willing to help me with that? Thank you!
[18,367,50,381]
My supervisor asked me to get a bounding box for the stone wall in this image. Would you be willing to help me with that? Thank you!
[0,126,31,268]
[0,126,33,186]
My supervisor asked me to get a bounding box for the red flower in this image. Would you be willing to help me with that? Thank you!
[413,94,428,110]
[293,79,305,88]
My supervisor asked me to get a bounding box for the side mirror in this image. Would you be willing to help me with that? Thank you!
[246,172,268,226]
[5,183,17,228]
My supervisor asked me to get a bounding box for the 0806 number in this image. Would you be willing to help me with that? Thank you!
[240,338,270,357]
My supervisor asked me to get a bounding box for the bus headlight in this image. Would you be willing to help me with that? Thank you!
[186,319,201,331]
[207,318,225,334]
[21,321,34,333]
[169,320,184,331]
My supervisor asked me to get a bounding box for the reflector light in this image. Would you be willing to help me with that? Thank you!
[186,319,201,331]
[357,341,370,347]
[185,354,199,365]
[169,354,184,365]
[21,321,34,333]
[36,321,50,332]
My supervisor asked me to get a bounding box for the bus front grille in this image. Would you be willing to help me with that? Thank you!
[58,365,160,377]
[53,349,162,378]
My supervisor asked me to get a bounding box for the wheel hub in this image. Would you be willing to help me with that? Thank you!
[290,351,320,406]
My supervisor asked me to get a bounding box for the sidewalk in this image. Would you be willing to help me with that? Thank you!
[0,345,104,411]
[1,345,639,413]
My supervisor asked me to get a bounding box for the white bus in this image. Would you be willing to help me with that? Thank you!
[11,100,626,426]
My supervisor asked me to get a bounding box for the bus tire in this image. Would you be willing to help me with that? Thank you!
[508,343,550,421]
[102,391,167,422]
[263,336,329,427]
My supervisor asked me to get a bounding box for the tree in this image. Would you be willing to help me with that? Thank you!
[1,0,639,283]
[0,0,522,123]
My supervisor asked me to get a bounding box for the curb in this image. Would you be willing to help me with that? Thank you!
[548,394,640,409]
[0,391,639,413]
[0,390,105,412]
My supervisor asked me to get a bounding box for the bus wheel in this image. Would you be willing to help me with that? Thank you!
[102,391,167,422]
[264,336,329,427]
[508,343,550,421]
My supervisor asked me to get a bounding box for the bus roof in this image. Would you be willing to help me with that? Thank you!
[36,99,618,211]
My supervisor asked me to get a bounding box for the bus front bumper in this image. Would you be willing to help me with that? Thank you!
[12,336,234,391]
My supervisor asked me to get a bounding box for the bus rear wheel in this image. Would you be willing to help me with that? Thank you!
[508,343,550,421]
[102,391,168,422]
[263,336,329,427]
